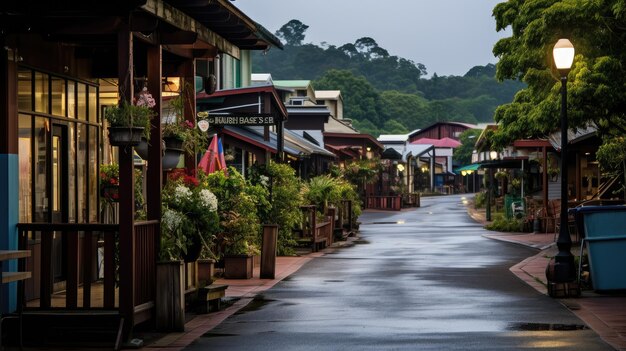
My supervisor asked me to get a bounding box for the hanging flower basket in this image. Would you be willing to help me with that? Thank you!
[135,138,149,159]
[108,127,145,147]
[162,137,184,170]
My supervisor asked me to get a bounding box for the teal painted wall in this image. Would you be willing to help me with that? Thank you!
[0,153,18,312]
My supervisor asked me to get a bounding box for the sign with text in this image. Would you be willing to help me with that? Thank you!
[197,113,276,126]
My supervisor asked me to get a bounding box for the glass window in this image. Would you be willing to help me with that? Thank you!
[67,81,76,118]
[51,77,66,116]
[18,115,32,223]
[68,123,76,222]
[18,69,32,111]
[89,126,98,222]
[34,117,49,222]
[77,124,87,222]
[34,72,49,114]
[77,83,87,120]
[89,86,98,123]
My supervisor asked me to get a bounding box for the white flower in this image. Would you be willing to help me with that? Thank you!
[162,208,184,232]
[260,175,269,187]
[198,189,218,212]
[174,185,192,204]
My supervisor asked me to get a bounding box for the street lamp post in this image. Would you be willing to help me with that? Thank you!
[552,38,576,283]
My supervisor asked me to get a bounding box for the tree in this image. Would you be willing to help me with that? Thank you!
[454,129,483,166]
[275,19,309,46]
[314,69,384,127]
[382,119,409,135]
[490,0,626,152]
[379,90,429,130]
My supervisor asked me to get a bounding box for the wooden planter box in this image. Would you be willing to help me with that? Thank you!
[197,259,215,286]
[224,255,253,279]
[156,261,185,332]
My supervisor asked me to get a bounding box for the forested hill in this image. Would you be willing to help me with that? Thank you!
[251,20,525,137]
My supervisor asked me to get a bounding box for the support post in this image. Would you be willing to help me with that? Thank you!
[260,225,278,279]
[117,25,136,339]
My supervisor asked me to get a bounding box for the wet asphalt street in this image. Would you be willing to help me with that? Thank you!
[185,194,612,350]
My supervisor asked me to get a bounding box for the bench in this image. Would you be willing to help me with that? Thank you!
[0,250,31,350]
[197,284,228,314]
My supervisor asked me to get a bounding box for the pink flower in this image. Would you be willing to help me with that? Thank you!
[135,88,156,108]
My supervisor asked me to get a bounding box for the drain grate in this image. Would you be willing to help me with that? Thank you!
[507,322,588,331]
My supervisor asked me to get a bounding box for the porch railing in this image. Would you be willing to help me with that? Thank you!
[16,221,157,316]
[366,195,402,211]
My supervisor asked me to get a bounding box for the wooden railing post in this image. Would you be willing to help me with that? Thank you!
[327,207,336,246]
[261,225,278,279]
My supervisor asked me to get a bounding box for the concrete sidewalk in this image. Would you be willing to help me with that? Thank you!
[144,240,354,351]
[469,204,626,351]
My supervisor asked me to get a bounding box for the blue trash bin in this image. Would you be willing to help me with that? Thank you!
[573,205,626,291]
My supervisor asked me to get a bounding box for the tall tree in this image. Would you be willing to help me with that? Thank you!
[275,19,309,46]
[490,0,626,154]
[314,69,384,127]
[454,129,483,165]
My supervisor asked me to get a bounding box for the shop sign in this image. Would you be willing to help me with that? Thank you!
[196,112,276,126]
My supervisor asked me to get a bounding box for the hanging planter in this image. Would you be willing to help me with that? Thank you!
[108,127,144,147]
[135,138,149,159]
[135,138,166,161]
[162,137,184,170]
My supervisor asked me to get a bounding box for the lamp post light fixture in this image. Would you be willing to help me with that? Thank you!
[489,150,498,160]
[552,38,576,285]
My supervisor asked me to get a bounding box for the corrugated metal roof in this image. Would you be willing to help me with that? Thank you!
[273,80,311,88]
[315,90,341,99]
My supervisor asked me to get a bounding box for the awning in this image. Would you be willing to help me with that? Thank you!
[454,164,481,173]
[479,158,529,169]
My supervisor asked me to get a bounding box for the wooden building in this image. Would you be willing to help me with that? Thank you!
[1,0,279,347]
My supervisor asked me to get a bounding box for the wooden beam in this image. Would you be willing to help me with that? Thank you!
[141,0,239,59]
[160,30,198,45]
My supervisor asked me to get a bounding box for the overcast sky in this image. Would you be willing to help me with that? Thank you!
[233,0,509,77]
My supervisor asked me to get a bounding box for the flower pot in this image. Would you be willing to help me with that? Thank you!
[162,149,182,170]
[162,137,184,170]
[164,136,184,151]
[156,261,185,332]
[108,126,144,147]
[135,138,149,160]
[224,255,253,279]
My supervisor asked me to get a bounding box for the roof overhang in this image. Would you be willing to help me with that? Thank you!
[197,85,288,121]
[323,132,384,150]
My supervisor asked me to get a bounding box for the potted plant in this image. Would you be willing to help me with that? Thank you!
[161,95,208,169]
[105,88,155,146]
[494,170,508,181]
[99,164,145,220]
[548,167,559,181]
[161,169,220,263]
[205,168,266,279]
[99,164,120,202]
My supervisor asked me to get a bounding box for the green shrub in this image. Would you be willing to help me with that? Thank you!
[485,214,523,232]
[248,162,304,256]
